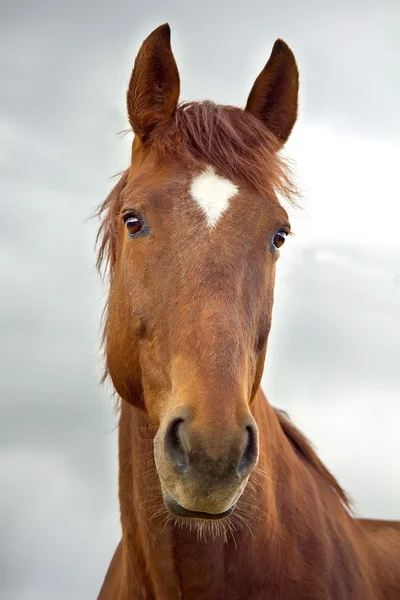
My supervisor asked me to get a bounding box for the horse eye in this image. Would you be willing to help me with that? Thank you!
[273,230,287,249]
[124,215,142,237]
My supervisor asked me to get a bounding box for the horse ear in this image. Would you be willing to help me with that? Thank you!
[245,39,299,146]
[127,23,180,139]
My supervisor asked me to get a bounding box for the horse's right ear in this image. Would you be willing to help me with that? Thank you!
[127,24,180,139]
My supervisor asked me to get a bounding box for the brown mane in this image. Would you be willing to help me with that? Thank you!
[96,101,298,275]
[275,408,351,508]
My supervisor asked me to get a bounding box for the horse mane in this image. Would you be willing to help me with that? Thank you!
[275,408,352,509]
[96,101,299,275]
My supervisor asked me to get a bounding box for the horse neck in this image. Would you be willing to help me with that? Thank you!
[116,392,355,598]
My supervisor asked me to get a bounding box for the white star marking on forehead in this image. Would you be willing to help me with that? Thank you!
[190,166,238,229]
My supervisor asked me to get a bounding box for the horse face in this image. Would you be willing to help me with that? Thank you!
[102,24,298,518]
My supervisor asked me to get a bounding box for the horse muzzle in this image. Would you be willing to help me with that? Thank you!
[154,411,259,518]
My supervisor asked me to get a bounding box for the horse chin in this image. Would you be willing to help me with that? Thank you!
[162,487,238,521]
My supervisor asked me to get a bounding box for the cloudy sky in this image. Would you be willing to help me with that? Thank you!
[1,0,399,598]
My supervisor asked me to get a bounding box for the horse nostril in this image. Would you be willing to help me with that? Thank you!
[237,424,258,477]
[164,418,189,473]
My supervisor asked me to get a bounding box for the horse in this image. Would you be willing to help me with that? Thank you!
[95,23,400,600]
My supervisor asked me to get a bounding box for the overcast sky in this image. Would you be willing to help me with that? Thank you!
[1,1,399,598]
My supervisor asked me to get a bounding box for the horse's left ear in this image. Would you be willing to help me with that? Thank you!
[245,39,299,146]
[127,23,180,139]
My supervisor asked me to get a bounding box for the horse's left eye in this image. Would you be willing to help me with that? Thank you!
[124,215,142,237]
[273,230,287,249]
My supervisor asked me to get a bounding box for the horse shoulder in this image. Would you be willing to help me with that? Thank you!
[357,518,400,599]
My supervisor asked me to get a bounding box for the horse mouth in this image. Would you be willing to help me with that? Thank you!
[163,489,237,520]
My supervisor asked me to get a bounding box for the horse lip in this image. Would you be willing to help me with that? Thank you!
[163,489,237,520]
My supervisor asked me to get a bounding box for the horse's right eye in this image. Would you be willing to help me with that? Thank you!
[122,211,146,238]
[124,216,142,236]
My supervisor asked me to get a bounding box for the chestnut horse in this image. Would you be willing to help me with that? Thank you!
[96,24,400,600]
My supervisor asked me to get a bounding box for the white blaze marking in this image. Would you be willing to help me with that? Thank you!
[190,167,238,229]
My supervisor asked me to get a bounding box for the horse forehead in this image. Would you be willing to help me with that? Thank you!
[189,166,238,229]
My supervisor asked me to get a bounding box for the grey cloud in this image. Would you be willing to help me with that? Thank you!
[266,243,400,393]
